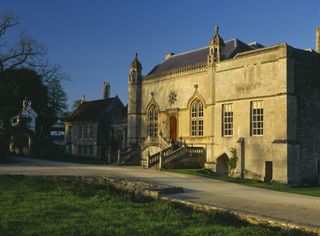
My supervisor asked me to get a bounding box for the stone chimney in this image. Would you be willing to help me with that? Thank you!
[165,52,175,60]
[316,27,320,53]
[103,82,110,99]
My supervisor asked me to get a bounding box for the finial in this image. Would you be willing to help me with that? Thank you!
[135,52,138,59]
[215,25,219,34]
[151,92,154,98]
[194,84,198,90]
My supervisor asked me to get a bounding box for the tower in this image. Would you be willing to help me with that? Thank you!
[208,25,225,65]
[127,53,143,146]
[316,27,320,53]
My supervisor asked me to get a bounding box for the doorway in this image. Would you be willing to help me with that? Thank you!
[264,161,273,182]
[170,116,177,141]
[216,154,229,176]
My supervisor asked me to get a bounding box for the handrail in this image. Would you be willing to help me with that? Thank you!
[148,151,160,167]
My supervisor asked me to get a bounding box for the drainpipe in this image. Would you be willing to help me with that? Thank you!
[237,137,245,179]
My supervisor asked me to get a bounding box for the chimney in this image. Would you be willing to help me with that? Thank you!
[165,52,175,60]
[81,95,85,103]
[103,81,110,99]
[316,27,320,53]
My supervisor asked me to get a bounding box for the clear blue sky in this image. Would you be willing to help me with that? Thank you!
[1,0,320,109]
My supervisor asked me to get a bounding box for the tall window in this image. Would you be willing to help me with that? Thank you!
[79,126,83,139]
[223,104,233,136]
[148,105,158,137]
[68,126,73,141]
[90,126,94,139]
[251,101,264,136]
[84,126,88,139]
[191,100,204,136]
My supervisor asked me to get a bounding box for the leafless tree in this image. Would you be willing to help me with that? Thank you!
[0,11,48,73]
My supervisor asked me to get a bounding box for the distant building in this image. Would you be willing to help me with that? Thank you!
[64,83,127,161]
[49,118,65,146]
[127,25,320,184]
[10,98,38,156]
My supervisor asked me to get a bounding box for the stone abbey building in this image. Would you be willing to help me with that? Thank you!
[127,26,320,184]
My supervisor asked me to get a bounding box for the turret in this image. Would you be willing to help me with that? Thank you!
[129,53,142,82]
[208,25,225,65]
[127,53,143,145]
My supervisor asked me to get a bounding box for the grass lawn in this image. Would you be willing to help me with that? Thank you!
[0,175,312,236]
[166,169,320,197]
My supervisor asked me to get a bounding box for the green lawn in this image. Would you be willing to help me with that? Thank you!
[0,175,312,236]
[166,169,320,197]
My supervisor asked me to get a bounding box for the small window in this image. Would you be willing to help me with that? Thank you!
[83,146,87,155]
[222,104,233,137]
[89,146,93,155]
[78,145,82,154]
[251,101,264,136]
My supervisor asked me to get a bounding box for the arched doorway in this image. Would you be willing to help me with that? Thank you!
[216,154,229,176]
[170,116,177,141]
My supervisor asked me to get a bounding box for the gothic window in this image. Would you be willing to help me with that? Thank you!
[191,100,204,136]
[222,104,233,136]
[148,105,158,137]
[251,101,263,136]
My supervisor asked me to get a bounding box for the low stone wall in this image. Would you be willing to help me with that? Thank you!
[29,175,319,235]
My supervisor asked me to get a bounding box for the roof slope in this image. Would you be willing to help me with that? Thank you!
[147,39,254,76]
[64,97,118,122]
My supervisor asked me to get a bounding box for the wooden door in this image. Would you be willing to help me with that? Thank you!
[170,116,177,141]
[264,161,273,182]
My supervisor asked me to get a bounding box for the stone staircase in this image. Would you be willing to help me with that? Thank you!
[118,145,141,165]
[142,144,206,170]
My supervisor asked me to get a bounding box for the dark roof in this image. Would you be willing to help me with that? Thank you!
[147,39,255,76]
[64,97,117,122]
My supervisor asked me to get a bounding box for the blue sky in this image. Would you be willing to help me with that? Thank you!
[1,0,320,109]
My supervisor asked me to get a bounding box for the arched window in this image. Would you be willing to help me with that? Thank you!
[148,105,158,137]
[191,100,204,136]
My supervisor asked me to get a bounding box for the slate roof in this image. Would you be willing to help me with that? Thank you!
[147,39,256,76]
[64,97,117,122]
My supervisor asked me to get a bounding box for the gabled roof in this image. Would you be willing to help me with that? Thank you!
[64,97,119,122]
[147,38,255,76]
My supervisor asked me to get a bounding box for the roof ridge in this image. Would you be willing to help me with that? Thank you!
[169,46,208,58]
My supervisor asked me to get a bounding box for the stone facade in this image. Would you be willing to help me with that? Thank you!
[64,84,127,161]
[128,26,320,184]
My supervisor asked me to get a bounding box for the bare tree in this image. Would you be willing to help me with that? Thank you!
[0,11,47,73]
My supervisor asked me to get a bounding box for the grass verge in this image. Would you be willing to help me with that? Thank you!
[0,175,313,236]
[166,169,320,197]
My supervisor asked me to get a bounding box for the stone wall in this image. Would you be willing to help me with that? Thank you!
[213,44,289,182]
[291,48,320,183]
